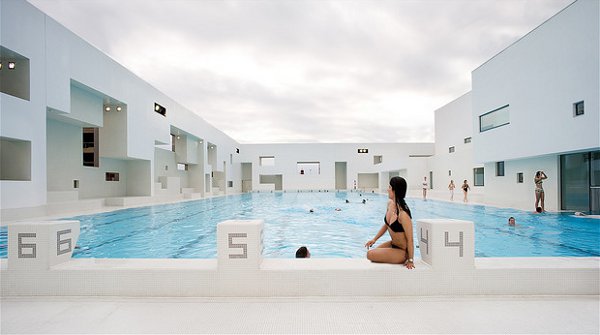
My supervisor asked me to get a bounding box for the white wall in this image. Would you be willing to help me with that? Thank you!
[472,0,600,163]
[46,119,81,192]
[154,148,189,188]
[0,0,47,210]
[69,85,103,127]
[484,155,558,211]
[239,143,434,192]
[428,92,485,195]
[100,105,127,159]
[126,160,151,196]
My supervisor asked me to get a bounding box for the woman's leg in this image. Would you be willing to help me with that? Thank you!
[540,191,545,211]
[535,190,540,209]
[367,242,407,264]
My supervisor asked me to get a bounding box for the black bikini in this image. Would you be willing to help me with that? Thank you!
[384,216,405,233]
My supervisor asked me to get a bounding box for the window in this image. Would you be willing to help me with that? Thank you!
[171,134,176,152]
[105,172,119,181]
[177,163,188,171]
[154,102,166,116]
[0,46,30,101]
[83,128,99,167]
[228,181,233,188]
[479,104,509,132]
[373,155,382,164]
[297,162,320,175]
[73,180,79,188]
[429,171,433,189]
[496,161,505,176]
[0,137,31,181]
[259,156,275,166]
[517,172,523,183]
[574,101,584,116]
[464,137,472,144]
[473,167,484,186]
[449,146,455,153]
[449,170,452,176]
[357,149,368,153]
[236,148,240,154]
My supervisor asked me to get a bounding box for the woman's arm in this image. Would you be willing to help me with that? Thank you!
[400,211,415,269]
[365,224,387,248]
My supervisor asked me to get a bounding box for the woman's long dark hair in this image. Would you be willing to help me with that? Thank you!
[390,176,412,218]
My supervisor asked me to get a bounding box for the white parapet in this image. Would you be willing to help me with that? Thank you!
[217,220,264,270]
[7,220,80,270]
[417,218,474,270]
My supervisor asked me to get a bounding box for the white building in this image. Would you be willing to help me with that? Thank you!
[0,0,433,221]
[1,0,598,220]
[430,0,599,213]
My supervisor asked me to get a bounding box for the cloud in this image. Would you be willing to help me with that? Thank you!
[28,0,573,143]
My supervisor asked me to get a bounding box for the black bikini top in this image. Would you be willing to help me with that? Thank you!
[384,216,405,233]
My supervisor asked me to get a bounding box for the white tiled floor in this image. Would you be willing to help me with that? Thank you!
[1,295,598,334]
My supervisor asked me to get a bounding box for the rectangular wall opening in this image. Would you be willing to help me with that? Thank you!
[0,46,30,101]
[335,162,347,190]
[297,162,320,175]
[259,156,275,166]
[83,128,99,167]
[0,137,31,181]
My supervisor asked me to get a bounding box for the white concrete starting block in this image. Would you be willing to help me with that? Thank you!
[217,220,264,270]
[417,219,474,270]
[7,220,80,270]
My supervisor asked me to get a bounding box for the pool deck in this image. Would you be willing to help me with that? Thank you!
[2,295,598,334]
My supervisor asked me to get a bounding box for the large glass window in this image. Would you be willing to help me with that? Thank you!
[591,151,600,187]
[473,167,484,186]
[479,104,509,132]
[560,153,589,211]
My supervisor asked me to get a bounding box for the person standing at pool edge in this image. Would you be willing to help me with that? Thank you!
[534,171,547,212]
[365,176,415,268]
[462,180,470,202]
[422,176,428,200]
[448,180,455,201]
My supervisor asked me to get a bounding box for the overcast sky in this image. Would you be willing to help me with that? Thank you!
[28,0,573,143]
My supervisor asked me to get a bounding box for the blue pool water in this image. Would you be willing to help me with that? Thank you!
[1,192,598,258]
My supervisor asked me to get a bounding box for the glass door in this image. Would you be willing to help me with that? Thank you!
[561,151,600,214]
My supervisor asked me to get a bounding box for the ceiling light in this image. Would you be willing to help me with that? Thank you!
[8,62,16,69]
[0,62,2,70]
[116,106,122,112]
[176,135,180,140]
[155,104,160,111]
[105,106,111,112]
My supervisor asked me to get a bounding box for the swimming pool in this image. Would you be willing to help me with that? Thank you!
[1,192,598,258]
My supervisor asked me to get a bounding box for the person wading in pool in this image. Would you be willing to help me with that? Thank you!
[364,176,415,269]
